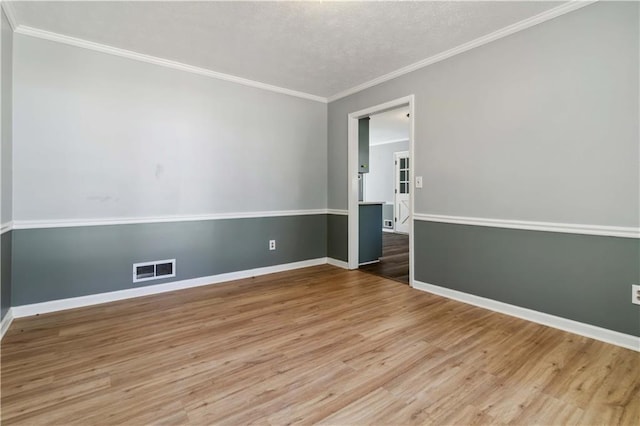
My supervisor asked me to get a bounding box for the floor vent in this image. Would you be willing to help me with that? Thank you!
[133,259,176,283]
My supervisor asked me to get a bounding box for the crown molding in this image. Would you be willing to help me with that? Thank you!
[1,1,18,30]
[4,1,598,104]
[13,25,328,103]
[327,0,598,102]
[413,213,640,239]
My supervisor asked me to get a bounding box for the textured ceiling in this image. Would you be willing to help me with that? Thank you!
[10,1,564,98]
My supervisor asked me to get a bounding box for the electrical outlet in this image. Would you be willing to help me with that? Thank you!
[415,176,423,188]
[269,240,276,251]
[632,285,640,305]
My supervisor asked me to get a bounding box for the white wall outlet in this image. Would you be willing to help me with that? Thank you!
[269,240,276,251]
[415,176,423,188]
[632,285,640,305]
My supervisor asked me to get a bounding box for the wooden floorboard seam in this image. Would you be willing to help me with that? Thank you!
[1,265,638,425]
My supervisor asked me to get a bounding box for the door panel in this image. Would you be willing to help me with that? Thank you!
[394,151,410,234]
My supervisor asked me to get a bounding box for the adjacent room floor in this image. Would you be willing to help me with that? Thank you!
[1,265,638,425]
[359,232,409,284]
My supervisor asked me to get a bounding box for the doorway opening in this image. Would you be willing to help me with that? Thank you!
[347,95,414,286]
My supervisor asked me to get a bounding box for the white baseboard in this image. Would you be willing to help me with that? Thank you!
[1,308,14,339]
[358,260,380,266]
[11,260,634,353]
[382,228,395,233]
[327,258,349,269]
[11,258,328,318]
[413,280,640,352]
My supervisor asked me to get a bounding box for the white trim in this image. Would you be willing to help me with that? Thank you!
[0,1,18,31]
[11,209,330,230]
[413,280,639,352]
[369,138,409,147]
[358,260,380,266]
[9,211,636,238]
[328,0,598,102]
[347,96,415,284]
[382,228,395,233]
[408,99,415,288]
[1,221,12,234]
[13,26,327,104]
[327,258,349,269]
[348,108,364,268]
[393,150,410,235]
[413,213,640,239]
[1,308,14,340]
[2,1,596,104]
[11,258,328,318]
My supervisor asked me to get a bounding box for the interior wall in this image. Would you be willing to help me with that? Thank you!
[1,9,13,321]
[329,2,638,226]
[14,35,327,220]
[364,140,409,204]
[4,2,639,336]
[11,34,329,305]
[415,221,640,336]
[327,1,640,335]
[12,216,327,305]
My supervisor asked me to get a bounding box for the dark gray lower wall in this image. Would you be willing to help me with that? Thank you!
[415,220,640,337]
[12,215,327,306]
[327,214,348,262]
[1,231,11,320]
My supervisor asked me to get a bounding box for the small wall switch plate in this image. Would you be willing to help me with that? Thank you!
[269,240,276,251]
[415,176,423,188]
[632,285,640,305]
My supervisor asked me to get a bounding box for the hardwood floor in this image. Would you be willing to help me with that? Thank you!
[360,232,409,283]
[2,265,638,425]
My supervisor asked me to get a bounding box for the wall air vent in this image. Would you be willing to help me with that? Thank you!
[133,259,176,283]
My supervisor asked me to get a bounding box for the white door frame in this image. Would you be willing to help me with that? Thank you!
[347,95,415,287]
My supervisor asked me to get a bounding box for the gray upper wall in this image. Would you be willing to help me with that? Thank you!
[1,9,12,225]
[328,2,639,227]
[13,35,327,221]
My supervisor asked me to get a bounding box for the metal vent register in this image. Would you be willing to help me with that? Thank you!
[133,259,176,283]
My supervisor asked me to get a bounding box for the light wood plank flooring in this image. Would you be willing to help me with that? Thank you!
[2,265,639,425]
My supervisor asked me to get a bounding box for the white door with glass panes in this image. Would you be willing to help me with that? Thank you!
[394,151,410,234]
